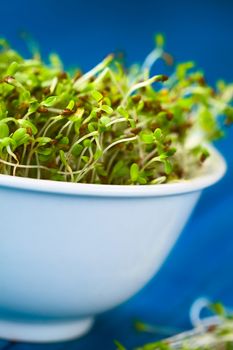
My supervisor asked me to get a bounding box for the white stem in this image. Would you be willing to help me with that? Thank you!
[74,54,113,89]
[103,135,138,154]
[69,131,98,154]
[141,48,163,73]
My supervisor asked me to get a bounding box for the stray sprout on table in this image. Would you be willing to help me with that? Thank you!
[0,35,232,184]
[115,302,233,350]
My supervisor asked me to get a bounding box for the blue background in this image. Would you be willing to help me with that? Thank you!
[0,0,233,349]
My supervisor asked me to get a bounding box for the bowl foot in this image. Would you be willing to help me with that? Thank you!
[0,317,94,343]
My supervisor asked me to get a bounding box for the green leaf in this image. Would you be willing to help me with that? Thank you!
[66,100,75,110]
[81,155,89,163]
[42,96,57,107]
[154,128,162,141]
[164,160,172,175]
[210,302,225,316]
[111,161,129,178]
[103,97,112,106]
[138,176,147,185]
[117,106,129,119]
[18,119,38,135]
[130,163,139,182]
[0,38,9,50]
[95,163,107,176]
[134,320,148,332]
[94,149,103,160]
[0,137,16,151]
[12,128,31,147]
[176,62,195,80]
[159,153,168,160]
[137,100,144,112]
[49,53,63,69]
[88,122,97,132]
[37,147,53,156]
[200,148,210,162]
[129,118,136,128]
[83,139,92,147]
[0,122,9,138]
[224,106,233,124]
[101,105,113,114]
[100,116,111,125]
[114,340,127,350]
[155,33,165,48]
[165,148,176,157]
[6,61,19,76]
[199,108,216,133]
[59,136,69,145]
[71,144,83,157]
[70,107,84,121]
[140,131,155,144]
[159,148,176,159]
[28,100,39,114]
[140,341,170,350]
[59,150,67,166]
[74,120,82,134]
[36,137,52,145]
[91,90,103,102]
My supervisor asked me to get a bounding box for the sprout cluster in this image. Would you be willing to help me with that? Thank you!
[0,36,232,184]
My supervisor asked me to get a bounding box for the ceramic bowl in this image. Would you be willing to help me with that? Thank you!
[0,145,226,342]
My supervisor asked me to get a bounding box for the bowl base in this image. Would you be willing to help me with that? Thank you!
[0,317,94,343]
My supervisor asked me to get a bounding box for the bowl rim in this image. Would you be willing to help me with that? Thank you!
[0,145,226,197]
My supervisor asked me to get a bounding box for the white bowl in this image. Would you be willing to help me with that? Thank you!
[0,145,226,343]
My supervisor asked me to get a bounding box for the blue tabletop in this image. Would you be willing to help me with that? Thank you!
[1,0,233,349]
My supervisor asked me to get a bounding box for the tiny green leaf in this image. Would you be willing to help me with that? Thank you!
[111,160,129,178]
[154,128,162,141]
[199,108,216,133]
[18,120,38,135]
[36,137,52,145]
[0,122,9,138]
[59,136,69,145]
[130,163,139,182]
[91,90,103,102]
[94,149,103,160]
[66,100,75,110]
[100,116,111,125]
[176,62,195,79]
[49,53,63,69]
[12,128,31,147]
[81,155,89,163]
[210,302,226,317]
[71,144,83,157]
[6,61,19,76]
[37,147,53,156]
[101,105,113,114]
[72,107,85,120]
[117,106,129,119]
[114,340,127,350]
[42,96,57,107]
[0,137,16,150]
[83,139,92,147]
[59,150,67,166]
[164,160,172,175]
[138,176,147,185]
[155,33,165,48]
[28,101,39,114]
[140,131,155,144]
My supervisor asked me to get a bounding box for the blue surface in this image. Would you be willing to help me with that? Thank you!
[1,0,233,349]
